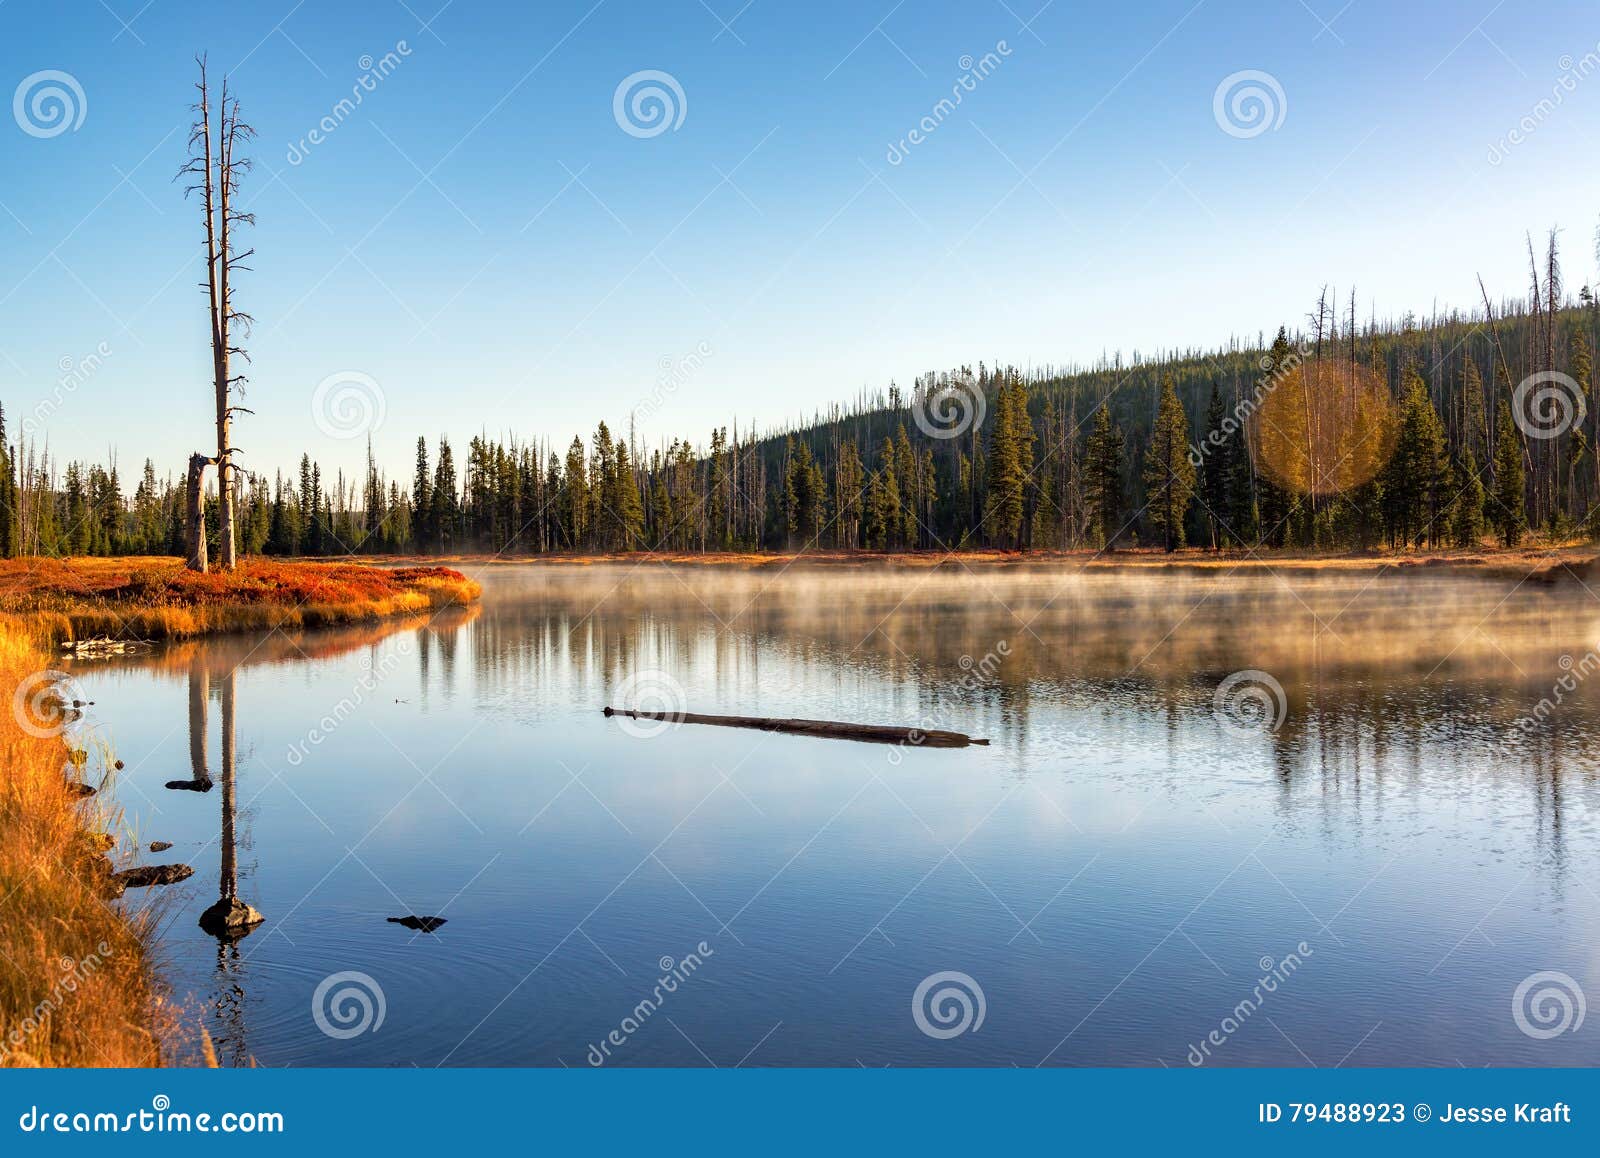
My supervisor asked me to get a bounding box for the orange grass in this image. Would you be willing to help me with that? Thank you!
[0,557,481,644]
[0,629,164,1066]
[0,558,478,1066]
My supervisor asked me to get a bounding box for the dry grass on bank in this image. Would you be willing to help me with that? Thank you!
[0,557,481,644]
[0,630,163,1067]
[0,557,479,1067]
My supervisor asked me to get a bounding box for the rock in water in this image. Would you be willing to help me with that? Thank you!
[149,840,173,852]
[112,864,194,888]
[387,915,448,933]
[199,896,264,937]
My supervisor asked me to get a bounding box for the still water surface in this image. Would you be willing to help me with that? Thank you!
[75,562,1600,1066]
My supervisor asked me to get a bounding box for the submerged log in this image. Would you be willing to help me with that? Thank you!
[602,707,988,748]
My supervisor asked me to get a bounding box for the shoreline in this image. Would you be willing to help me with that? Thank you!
[354,545,1600,582]
[0,558,483,1068]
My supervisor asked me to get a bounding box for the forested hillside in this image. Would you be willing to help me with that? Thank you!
[5,233,1598,559]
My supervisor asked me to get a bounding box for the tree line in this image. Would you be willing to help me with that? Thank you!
[5,234,1599,561]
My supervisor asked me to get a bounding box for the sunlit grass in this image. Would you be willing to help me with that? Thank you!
[0,629,164,1067]
[0,557,482,644]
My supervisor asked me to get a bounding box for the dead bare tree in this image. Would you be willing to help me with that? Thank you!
[179,56,255,571]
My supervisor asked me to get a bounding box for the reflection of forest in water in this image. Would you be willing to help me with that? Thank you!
[463,565,1600,757]
[123,566,1600,830]
[455,565,1600,882]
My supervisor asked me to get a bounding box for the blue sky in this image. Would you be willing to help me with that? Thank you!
[1,0,1597,481]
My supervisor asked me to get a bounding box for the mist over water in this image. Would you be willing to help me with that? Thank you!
[75,563,1600,1066]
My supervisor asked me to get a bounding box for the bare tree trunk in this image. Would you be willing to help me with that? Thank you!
[183,58,253,571]
[186,452,212,572]
[215,84,237,570]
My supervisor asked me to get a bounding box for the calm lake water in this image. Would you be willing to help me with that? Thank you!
[73,562,1600,1067]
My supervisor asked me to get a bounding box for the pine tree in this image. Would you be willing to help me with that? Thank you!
[1199,384,1229,548]
[1083,402,1126,547]
[608,435,644,549]
[431,438,459,552]
[1143,375,1197,551]
[0,405,16,558]
[1492,400,1527,548]
[1451,447,1485,548]
[412,437,433,552]
[983,378,1032,548]
[562,436,588,549]
[834,438,864,548]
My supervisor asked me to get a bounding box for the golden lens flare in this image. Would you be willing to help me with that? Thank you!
[1249,360,1398,497]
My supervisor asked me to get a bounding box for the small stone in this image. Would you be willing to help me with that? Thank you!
[149,840,173,853]
[163,778,213,793]
[387,915,448,933]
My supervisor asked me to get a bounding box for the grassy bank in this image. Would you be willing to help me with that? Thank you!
[0,557,481,644]
[0,629,162,1067]
[0,557,481,1067]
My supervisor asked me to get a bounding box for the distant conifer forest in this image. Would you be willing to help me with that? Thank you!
[5,234,1598,560]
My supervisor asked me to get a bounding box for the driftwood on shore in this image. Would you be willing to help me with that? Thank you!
[602,706,988,748]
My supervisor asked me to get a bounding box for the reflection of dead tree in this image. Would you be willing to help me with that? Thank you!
[178,56,255,572]
[196,665,263,1068]
[165,656,214,792]
[200,666,263,936]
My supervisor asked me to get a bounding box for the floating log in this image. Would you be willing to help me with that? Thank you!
[603,707,988,748]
